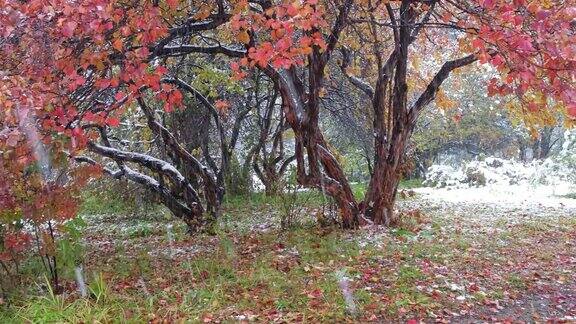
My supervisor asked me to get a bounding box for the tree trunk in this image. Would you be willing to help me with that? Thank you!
[518,143,527,162]
[363,165,401,225]
[531,138,541,160]
[362,127,409,225]
[264,179,281,196]
[538,127,553,159]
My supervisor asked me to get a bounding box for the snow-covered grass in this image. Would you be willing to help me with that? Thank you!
[420,153,576,218]
[415,184,576,210]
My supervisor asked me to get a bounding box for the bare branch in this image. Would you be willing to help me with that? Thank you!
[339,48,375,98]
[409,53,478,124]
[155,44,245,58]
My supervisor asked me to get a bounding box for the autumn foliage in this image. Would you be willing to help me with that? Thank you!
[0,0,574,254]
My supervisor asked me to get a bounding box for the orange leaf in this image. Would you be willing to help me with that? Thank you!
[237,30,250,44]
[112,39,123,51]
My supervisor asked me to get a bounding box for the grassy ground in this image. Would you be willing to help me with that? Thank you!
[1,182,575,323]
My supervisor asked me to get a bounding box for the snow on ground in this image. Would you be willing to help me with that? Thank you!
[414,184,576,210]
[419,150,576,216]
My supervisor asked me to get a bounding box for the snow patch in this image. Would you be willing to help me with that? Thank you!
[420,131,576,210]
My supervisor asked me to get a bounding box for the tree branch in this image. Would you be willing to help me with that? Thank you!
[339,48,375,97]
[155,44,245,58]
[321,0,354,65]
[409,53,478,124]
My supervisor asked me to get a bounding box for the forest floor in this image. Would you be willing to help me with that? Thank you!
[2,185,575,323]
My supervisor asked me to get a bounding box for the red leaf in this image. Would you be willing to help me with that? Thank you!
[114,91,125,101]
[215,100,230,111]
[567,105,576,118]
[472,38,484,50]
[517,38,534,52]
[481,0,495,9]
[166,0,178,10]
[112,39,123,51]
[490,54,505,67]
[452,113,462,123]
[62,21,77,37]
[106,117,120,127]
[72,127,84,137]
[6,132,20,147]
[527,102,539,112]
[84,111,96,122]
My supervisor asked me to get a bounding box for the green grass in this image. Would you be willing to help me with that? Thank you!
[126,225,158,239]
[384,265,433,316]
[399,178,424,189]
[80,178,425,220]
[0,274,145,324]
[507,273,527,289]
[350,182,367,200]
[3,217,571,322]
[223,178,423,211]
[79,187,165,217]
[80,192,135,215]
[349,179,423,200]
[154,229,364,319]
[223,189,326,209]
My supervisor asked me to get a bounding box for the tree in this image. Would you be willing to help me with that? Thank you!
[0,1,232,232]
[1,0,574,230]
[408,68,518,171]
[516,125,563,160]
[240,73,296,196]
[230,0,575,227]
[0,109,97,292]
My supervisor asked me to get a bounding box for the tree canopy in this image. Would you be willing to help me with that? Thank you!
[0,0,574,232]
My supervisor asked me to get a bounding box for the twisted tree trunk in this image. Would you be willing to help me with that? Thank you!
[269,0,479,229]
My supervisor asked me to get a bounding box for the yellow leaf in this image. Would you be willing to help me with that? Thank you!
[233,0,248,14]
[435,89,457,110]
